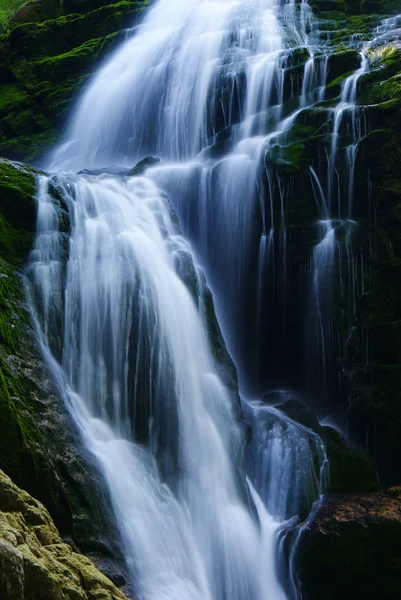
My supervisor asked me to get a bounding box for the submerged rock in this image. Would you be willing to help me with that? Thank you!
[77,165,128,176]
[126,156,161,176]
[295,487,401,600]
[0,469,131,600]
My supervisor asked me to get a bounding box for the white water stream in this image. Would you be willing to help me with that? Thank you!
[26,0,386,598]
[29,173,290,600]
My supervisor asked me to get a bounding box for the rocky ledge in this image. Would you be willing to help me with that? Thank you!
[295,487,401,600]
[0,469,130,600]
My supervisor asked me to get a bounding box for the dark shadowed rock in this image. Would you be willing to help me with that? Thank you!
[273,397,380,493]
[295,487,401,600]
[126,156,161,176]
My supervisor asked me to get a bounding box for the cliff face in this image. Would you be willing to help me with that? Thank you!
[254,3,401,486]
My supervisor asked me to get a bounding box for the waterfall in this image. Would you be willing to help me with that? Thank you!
[28,172,289,600]
[24,0,352,598]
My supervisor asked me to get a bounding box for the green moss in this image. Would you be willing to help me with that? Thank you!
[0,0,31,31]
[314,0,349,12]
[365,74,401,104]
[315,10,349,20]
[0,0,149,161]
[323,427,380,492]
[277,142,306,172]
[0,83,27,111]
[0,159,39,229]
[0,160,48,498]
[0,159,73,532]
[0,256,45,485]
[6,1,146,57]
[327,49,360,83]
[0,130,60,162]
[278,400,379,493]
[326,69,355,90]
[287,47,310,67]
[32,31,123,82]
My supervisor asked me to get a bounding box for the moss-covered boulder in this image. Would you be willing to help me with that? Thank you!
[295,487,401,600]
[0,468,131,600]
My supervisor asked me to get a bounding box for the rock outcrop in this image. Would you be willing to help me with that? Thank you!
[295,487,401,600]
[0,469,130,600]
[250,3,401,486]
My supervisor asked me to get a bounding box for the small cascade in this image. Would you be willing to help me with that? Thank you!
[244,397,328,521]
[373,13,401,38]
[306,216,358,406]
[306,34,370,406]
[243,391,328,598]
[305,14,401,407]
[327,53,369,215]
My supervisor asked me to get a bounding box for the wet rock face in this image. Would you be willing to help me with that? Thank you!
[276,398,380,494]
[0,469,131,600]
[295,488,401,600]
[126,156,161,176]
[240,7,401,486]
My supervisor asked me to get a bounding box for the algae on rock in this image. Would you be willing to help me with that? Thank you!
[0,0,149,161]
[0,468,131,600]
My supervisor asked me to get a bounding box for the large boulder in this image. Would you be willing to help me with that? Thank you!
[0,469,131,600]
[295,487,401,600]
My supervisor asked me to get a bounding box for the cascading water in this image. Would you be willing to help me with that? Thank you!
[46,0,330,395]
[28,172,289,600]
[244,398,327,521]
[25,0,367,598]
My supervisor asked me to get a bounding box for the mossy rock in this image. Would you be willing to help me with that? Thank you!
[0,469,131,600]
[0,0,149,161]
[326,49,360,83]
[0,159,40,232]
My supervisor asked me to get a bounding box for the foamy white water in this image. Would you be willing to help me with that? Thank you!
[28,173,289,599]
[26,0,354,598]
